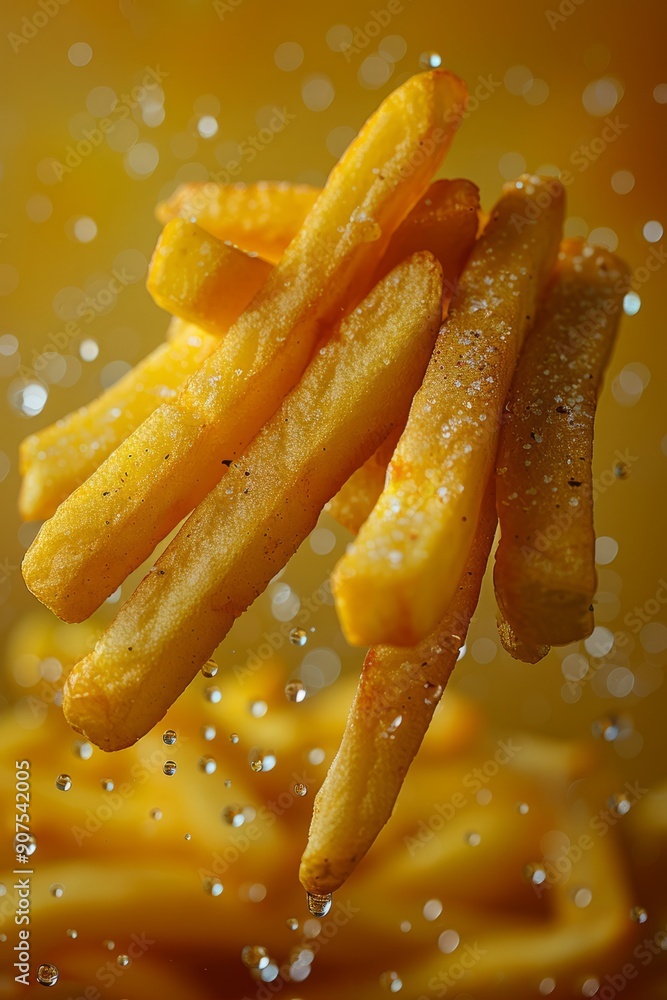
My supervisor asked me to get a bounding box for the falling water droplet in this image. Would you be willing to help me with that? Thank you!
[614,461,630,479]
[608,792,632,816]
[202,724,216,741]
[205,686,222,703]
[201,658,218,677]
[222,804,245,827]
[294,783,308,797]
[72,740,93,760]
[419,51,442,69]
[184,832,192,841]
[229,732,239,744]
[250,758,263,772]
[515,802,530,815]
[522,862,547,885]
[163,760,177,776]
[285,679,306,703]
[289,627,308,646]
[162,729,177,745]
[630,905,648,924]
[380,970,403,992]
[203,877,223,896]
[100,778,114,791]
[241,944,270,969]
[36,963,59,986]
[198,755,217,774]
[49,884,64,898]
[116,954,130,967]
[55,773,72,791]
[286,917,299,931]
[66,928,77,939]
[592,716,620,741]
[306,891,332,917]
[149,808,162,820]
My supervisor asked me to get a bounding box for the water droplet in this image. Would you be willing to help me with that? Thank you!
[294,783,308,797]
[205,685,222,703]
[419,51,442,69]
[100,778,114,791]
[203,877,223,896]
[72,740,93,759]
[15,833,36,857]
[423,898,443,920]
[201,658,218,677]
[149,808,162,820]
[103,939,115,950]
[49,884,64,898]
[250,758,263,772]
[229,732,239,744]
[608,792,632,816]
[465,831,481,846]
[55,773,71,791]
[380,970,403,992]
[381,713,403,738]
[222,804,245,827]
[286,917,299,931]
[592,716,620,741]
[249,699,267,718]
[198,755,217,774]
[116,954,130,967]
[285,679,306,703]
[202,724,216,741]
[523,862,547,885]
[614,461,631,479]
[289,627,308,646]
[306,891,332,916]
[66,928,77,939]
[36,963,59,986]
[163,760,177,776]
[630,905,648,924]
[515,802,530,815]
[162,729,177,745]
[184,832,192,841]
[242,944,269,969]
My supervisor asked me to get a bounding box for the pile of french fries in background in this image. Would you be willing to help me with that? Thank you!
[19,70,630,909]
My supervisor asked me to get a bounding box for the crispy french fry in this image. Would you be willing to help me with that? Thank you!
[155,181,320,263]
[146,219,273,334]
[18,324,220,522]
[300,481,497,897]
[494,238,629,647]
[326,178,480,534]
[24,70,467,623]
[496,613,549,664]
[19,238,268,523]
[63,253,444,750]
[333,174,565,647]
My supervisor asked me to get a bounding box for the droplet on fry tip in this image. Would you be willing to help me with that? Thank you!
[306,891,332,917]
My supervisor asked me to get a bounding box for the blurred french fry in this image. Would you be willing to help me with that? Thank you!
[23,70,468,622]
[18,324,219,522]
[300,482,497,897]
[327,178,480,534]
[494,238,629,647]
[147,219,273,334]
[63,253,443,749]
[333,175,565,647]
[155,180,320,262]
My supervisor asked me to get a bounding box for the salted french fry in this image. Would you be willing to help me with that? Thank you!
[333,175,565,647]
[327,178,479,535]
[19,238,269,523]
[147,219,273,334]
[24,70,468,623]
[300,481,497,898]
[155,180,320,263]
[63,253,443,750]
[494,238,629,647]
[18,324,219,522]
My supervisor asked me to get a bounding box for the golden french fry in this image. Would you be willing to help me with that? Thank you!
[63,253,443,750]
[494,238,629,647]
[300,481,497,898]
[155,180,320,262]
[333,175,565,647]
[327,178,480,535]
[496,613,549,664]
[18,324,219,522]
[146,219,273,334]
[24,70,468,623]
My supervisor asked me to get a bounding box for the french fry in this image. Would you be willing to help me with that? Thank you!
[333,175,565,647]
[300,481,497,897]
[155,180,320,263]
[63,253,444,750]
[494,238,629,647]
[326,178,480,534]
[146,219,273,334]
[496,613,549,664]
[19,237,269,523]
[18,324,220,522]
[23,70,468,623]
